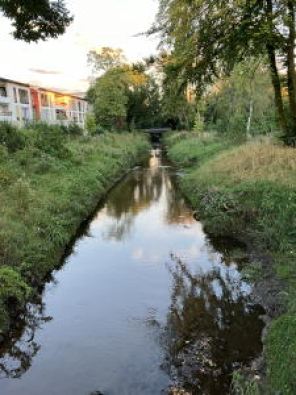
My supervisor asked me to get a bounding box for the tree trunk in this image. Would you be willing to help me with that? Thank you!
[286,0,296,133]
[265,0,288,136]
[266,44,289,135]
[247,99,253,139]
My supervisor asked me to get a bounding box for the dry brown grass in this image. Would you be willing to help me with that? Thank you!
[200,142,296,187]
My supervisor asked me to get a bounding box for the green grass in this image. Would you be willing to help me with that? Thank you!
[165,132,296,394]
[0,124,149,337]
[231,371,261,395]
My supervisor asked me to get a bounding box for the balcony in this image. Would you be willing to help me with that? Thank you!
[0,95,10,104]
[0,111,12,121]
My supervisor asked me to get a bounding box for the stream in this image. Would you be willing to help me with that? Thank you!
[0,149,264,395]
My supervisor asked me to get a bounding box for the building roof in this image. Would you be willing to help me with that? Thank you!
[0,77,87,101]
[0,77,30,88]
[38,87,87,101]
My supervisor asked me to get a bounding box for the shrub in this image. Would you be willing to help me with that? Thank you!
[61,122,84,136]
[85,113,97,134]
[0,267,31,305]
[31,123,70,158]
[0,123,26,153]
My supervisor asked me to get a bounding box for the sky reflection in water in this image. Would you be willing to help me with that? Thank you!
[0,150,264,395]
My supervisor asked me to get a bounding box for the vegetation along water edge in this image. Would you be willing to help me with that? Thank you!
[165,131,296,395]
[0,122,149,340]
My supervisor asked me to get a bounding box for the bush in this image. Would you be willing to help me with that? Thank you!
[30,123,70,158]
[61,122,84,136]
[0,267,31,305]
[93,125,107,135]
[85,113,97,134]
[0,123,26,153]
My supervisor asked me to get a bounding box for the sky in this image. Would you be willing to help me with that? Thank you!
[0,0,159,93]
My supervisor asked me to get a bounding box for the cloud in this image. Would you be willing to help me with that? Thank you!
[29,68,63,75]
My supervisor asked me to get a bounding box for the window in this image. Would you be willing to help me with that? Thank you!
[0,86,7,97]
[55,95,68,107]
[56,109,67,120]
[21,107,30,120]
[41,108,51,121]
[13,88,18,103]
[0,104,10,116]
[41,93,50,107]
[19,89,29,104]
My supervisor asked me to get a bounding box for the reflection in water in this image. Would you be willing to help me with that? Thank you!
[0,296,52,379]
[161,254,264,394]
[100,154,164,242]
[99,151,195,243]
[0,150,264,395]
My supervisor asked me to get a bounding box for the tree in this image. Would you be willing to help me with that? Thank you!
[90,68,128,130]
[0,0,73,42]
[87,47,127,74]
[87,50,163,130]
[203,60,278,140]
[151,0,296,144]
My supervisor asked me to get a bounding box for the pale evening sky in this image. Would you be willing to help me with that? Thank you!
[0,0,159,93]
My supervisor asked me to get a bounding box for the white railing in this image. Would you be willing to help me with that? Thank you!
[0,112,13,121]
[0,95,10,104]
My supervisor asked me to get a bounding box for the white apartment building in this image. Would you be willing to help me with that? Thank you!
[0,79,33,126]
[0,78,89,128]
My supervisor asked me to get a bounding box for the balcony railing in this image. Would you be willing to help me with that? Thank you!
[0,111,12,121]
[0,95,10,104]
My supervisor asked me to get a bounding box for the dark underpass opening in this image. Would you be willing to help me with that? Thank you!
[144,128,170,145]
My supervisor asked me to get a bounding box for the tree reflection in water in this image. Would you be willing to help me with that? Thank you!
[101,151,168,242]
[161,254,264,394]
[0,296,52,379]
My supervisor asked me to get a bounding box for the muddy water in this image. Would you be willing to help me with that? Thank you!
[0,150,264,395]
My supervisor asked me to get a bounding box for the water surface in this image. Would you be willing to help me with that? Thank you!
[0,150,264,395]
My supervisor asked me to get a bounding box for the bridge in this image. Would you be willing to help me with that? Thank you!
[143,128,171,134]
[142,128,171,144]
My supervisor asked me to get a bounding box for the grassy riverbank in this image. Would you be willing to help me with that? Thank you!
[165,132,296,394]
[0,124,149,338]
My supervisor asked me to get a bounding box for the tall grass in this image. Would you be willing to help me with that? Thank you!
[0,123,149,338]
[165,132,296,394]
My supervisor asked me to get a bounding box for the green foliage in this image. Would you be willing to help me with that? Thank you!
[266,315,296,394]
[161,65,196,130]
[0,0,73,42]
[203,61,278,141]
[0,267,31,304]
[85,113,97,135]
[231,371,260,395]
[88,61,163,131]
[92,69,128,130]
[151,0,296,142]
[0,128,149,335]
[0,122,27,153]
[193,112,205,133]
[88,47,126,73]
[60,123,84,137]
[166,133,227,167]
[126,76,163,129]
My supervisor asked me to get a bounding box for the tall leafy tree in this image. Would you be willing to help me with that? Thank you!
[0,0,73,42]
[89,68,129,130]
[151,0,296,143]
[88,49,163,130]
[87,47,127,74]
